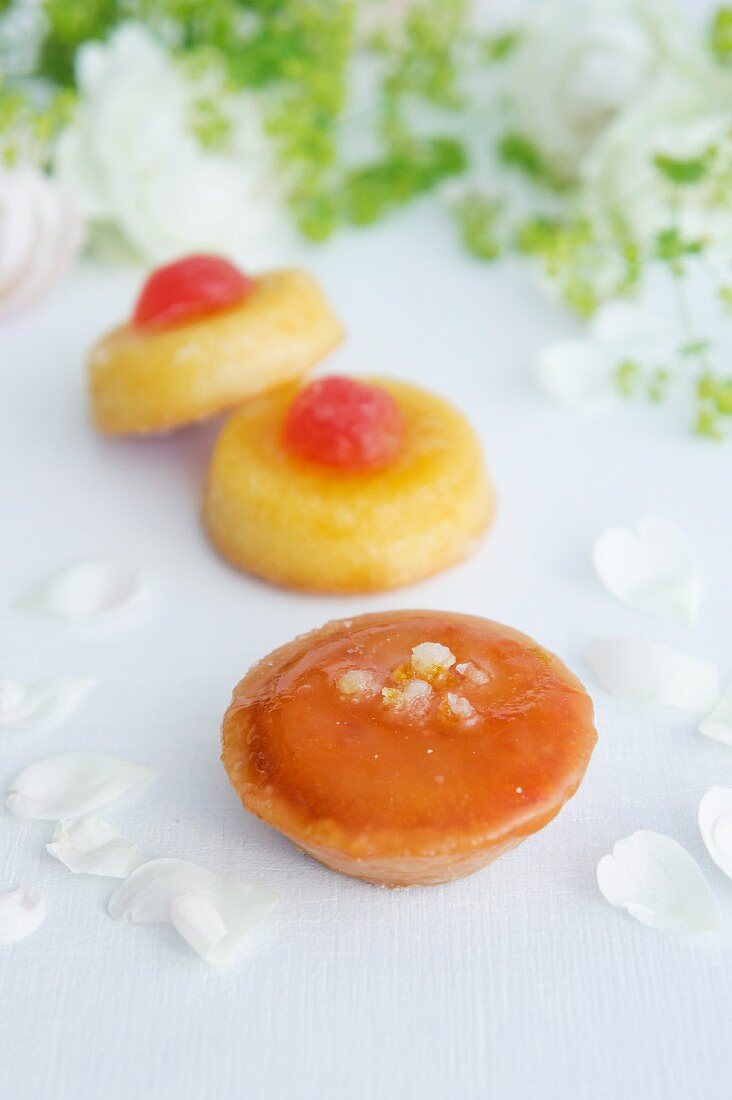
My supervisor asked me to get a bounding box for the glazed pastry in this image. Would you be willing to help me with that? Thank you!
[204,375,493,592]
[221,610,597,887]
[88,254,343,435]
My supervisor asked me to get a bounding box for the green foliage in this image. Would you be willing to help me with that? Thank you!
[647,367,671,403]
[376,0,468,111]
[680,339,711,358]
[710,5,732,63]
[2,0,730,440]
[0,79,75,166]
[615,359,642,398]
[6,0,472,239]
[454,193,502,260]
[39,0,120,84]
[654,148,717,186]
[655,227,705,274]
[695,370,732,437]
[189,95,233,150]
[341,137,465,226]
[719,286,732,313]
[517,216,601,316]
[481,31,519,63]
[497,132,567,192]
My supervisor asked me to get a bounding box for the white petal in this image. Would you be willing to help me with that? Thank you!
[597,831,718,933]
[169,894,228,961]
[533,337,615,409]
[0,677,97,731]
[0,886,47,945]
[586,638,718,714]
[589,301,663,345]
[47,817,144,878]
[108,858,279,966]
[7,753,155,820]
[699,681,732,747]
[14,561,147,621]
[592,516,702,626]
[698,787,732,881]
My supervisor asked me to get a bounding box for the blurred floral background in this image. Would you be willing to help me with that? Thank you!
[1,0,732,436]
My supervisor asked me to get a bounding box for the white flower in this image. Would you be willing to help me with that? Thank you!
[581,68,732,249]
[0,166,83,320]
[507,0,691,178]
[534,300,667,409]
[54,23,283,264]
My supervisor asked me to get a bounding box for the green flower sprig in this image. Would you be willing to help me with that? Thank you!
[1,0,471,239]
[453,5,732,440]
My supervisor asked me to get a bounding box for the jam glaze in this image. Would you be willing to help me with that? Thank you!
[222,611,597,886]
[282,376,405,470]
[132,254,253,329]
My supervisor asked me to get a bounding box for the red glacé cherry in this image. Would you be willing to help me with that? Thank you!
[132,254,254,329]
[282,376,405,470]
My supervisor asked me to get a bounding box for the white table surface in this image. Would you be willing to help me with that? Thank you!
[2,196,732,1100]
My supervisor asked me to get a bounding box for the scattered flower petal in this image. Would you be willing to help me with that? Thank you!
[597,830,719,933]
[0,676,97,731]
[169,894,229,961]
[0,166,84,320]
[534,337,615,409]
[108,858,279,966]
[586,637,718,714]
[699,681,732,747]
[0,886,46,945]
[7,753,155,821]
[698,787,732,881]
[14,560,147,620]
[47,817,144,878]
[592,516,702,626]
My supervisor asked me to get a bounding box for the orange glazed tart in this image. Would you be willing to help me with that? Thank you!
[221,610,597,886]
[88,254,343,435]
[204,375,493,592]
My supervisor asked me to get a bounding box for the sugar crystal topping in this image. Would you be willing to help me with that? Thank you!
[410,643,456,683]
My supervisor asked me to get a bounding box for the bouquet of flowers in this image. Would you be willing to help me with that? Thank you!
[1,0,731,435]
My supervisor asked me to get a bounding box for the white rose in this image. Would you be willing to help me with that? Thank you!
[581,68,732,249]
[0,166,84,319]
[507,0,695,178]
[53,23,283,264]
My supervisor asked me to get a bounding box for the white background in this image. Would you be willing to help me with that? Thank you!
[2,20,732,1100]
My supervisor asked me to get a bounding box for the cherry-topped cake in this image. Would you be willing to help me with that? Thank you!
[88,254,343,435]
[204,375,494,592]
[221,610,597,886]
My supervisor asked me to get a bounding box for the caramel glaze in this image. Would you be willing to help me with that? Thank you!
[221,611,597,886]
